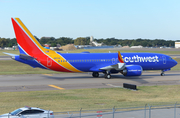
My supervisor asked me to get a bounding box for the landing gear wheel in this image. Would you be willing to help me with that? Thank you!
[92,72,99,77]
[161,70,165,76]
[161,73,165,76]
[104,73,111,79]
[106,74,111,79]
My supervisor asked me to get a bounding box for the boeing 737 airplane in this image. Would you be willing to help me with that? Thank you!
[4,18,177,79]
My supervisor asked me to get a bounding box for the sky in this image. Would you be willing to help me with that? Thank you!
[0,0,180,40]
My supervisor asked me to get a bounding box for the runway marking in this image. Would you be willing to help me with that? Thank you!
[43,74,52,76]
[106,84,122,88]
[49,85,65,90]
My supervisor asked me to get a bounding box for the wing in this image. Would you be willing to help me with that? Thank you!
[90,51,126,72]
[100,63,125,71]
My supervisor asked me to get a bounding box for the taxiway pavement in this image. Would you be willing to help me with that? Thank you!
[0,71,180,92]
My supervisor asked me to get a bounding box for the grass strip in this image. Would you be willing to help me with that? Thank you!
[0,85,180,114]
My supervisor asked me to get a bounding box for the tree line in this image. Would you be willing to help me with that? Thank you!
[0,36,179,48]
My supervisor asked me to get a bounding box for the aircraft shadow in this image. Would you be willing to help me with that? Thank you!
[41,73,153,84]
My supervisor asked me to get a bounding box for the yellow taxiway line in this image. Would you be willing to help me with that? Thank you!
[43,74,53,76]
[48,85,65,90]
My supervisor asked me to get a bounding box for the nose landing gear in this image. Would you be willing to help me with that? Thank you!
[161,70,165,76]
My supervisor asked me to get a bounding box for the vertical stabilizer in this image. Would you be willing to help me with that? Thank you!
[11,18,44,55]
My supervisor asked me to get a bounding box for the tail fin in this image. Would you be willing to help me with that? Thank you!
[11,18,44,56]
[118,51,124,63]
[11,18,82,72]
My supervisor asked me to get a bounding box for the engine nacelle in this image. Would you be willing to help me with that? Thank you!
[122,65,142,76]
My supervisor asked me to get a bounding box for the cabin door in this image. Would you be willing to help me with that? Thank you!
[47,57,52,67]
[163,56,166,64]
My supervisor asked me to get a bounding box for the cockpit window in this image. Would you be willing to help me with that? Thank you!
[169,58,173,60]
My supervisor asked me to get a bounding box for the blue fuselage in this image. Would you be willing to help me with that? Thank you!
[59,52,177,72]
[13,52,177,73]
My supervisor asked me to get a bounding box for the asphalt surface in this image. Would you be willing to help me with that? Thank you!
[0,71,180,92]
[0,56,12,60]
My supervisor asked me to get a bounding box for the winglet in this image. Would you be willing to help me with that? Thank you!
[118,51,124,63]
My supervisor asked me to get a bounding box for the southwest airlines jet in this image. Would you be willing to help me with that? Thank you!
[4,18,177,79]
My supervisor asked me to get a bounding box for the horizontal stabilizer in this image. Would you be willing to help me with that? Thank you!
[20,54,34,60]
[3,52,18,57]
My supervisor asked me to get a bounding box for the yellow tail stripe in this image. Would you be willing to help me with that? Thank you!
[118,51,124,63]
[15,18,43,49]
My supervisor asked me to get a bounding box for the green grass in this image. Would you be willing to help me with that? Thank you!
[0,85,180,113]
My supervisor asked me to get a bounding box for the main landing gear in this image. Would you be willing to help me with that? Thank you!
[103,71,111,79]
[92,72,99,77]
[92,72,111,79]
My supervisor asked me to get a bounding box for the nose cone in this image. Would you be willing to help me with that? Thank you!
[172,59,178,67]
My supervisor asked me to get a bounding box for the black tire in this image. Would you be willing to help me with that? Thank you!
[161,73,165,76]
[106,74,111,79]
[92,72,99,77]
[105,74,111,79]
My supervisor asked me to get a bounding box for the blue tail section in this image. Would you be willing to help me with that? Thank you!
[18,45,27,55]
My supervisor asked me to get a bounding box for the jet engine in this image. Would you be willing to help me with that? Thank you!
[121,65,142,76]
